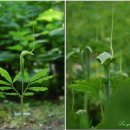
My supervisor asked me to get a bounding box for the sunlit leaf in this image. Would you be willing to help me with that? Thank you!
[30,68,49,82]
[30,75,54,85]
[37,9,63,22]
[0,67,12,84]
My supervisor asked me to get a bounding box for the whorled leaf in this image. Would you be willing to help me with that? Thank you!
[30,68,49,83]
[28,87,48,92]
[70,78,102,98]
[23,92,34,96]
[6,93,19,96]
[29,75,54,85]
[13,72,21,83]
[0,87,13,91]
[0,67,12,83]
[0,80,11,86]
[24,71,29,82]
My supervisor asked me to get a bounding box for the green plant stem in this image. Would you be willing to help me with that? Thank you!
[100,101,104,121]
[71,89,75,113]
[80,51,87,110]
[11,85,20,96]
[83,52,90,110]
[119,51,123,74]
[21,95,24,130]
[20,56,25,130]
[104,64,110,101]
[23,84,29,93]
[110,2,114,57]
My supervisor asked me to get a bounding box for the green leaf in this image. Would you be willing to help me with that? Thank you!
[96,52,113,65]
[30,68,49,82]
[30,75,54,85]
[0,92,5,98]
[70,79,102,98]
[6,93,19,96]
[23,92,34,96]
[24,71,29,82]
[0,67,12,83]
[76,109,89,128]
[13,72,21,83]
[28,87,48,92]
[0,80,11,86]
[0,87,13,91]
[66,51,76,60]
[7,45,23,51]
[85,46,93,53]
[49,27,64,36]
[37,9,63,22]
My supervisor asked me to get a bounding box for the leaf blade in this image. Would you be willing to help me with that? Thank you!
[30,68,49,82]
[30,75,54,85]
[13,72,21,83]
[0,67,12,83]
[28,87,48,92]
[0,80,11,86]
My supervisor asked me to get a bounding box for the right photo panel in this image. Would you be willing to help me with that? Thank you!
[66,1,130,129]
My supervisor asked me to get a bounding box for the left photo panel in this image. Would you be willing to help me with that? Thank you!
[0,1,64,130]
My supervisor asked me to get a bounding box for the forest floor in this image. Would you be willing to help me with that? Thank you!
[0,98,64,130]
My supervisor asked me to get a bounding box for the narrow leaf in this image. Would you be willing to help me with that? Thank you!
[0,87,13,91]
[23,92,34,96]
[6,93,19,96]
[30,68,49,82]
[0,80,11,86]
[30,75,54,85]
[0,67,12,83]
[13,72,21,83]
[28,87,48,92]
[24,71,29,82]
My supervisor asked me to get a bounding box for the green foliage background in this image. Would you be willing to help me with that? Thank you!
[67,1,130,72]
[66,1,130,129]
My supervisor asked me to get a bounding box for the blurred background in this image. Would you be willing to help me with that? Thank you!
[66,1,130,129]
[0,1,64,129]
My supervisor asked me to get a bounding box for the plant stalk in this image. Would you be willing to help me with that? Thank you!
[20,56,25,130]
[21,95,24,130]
[110,2,114,57]
[83,52,90,110]
[104,65,110,101]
